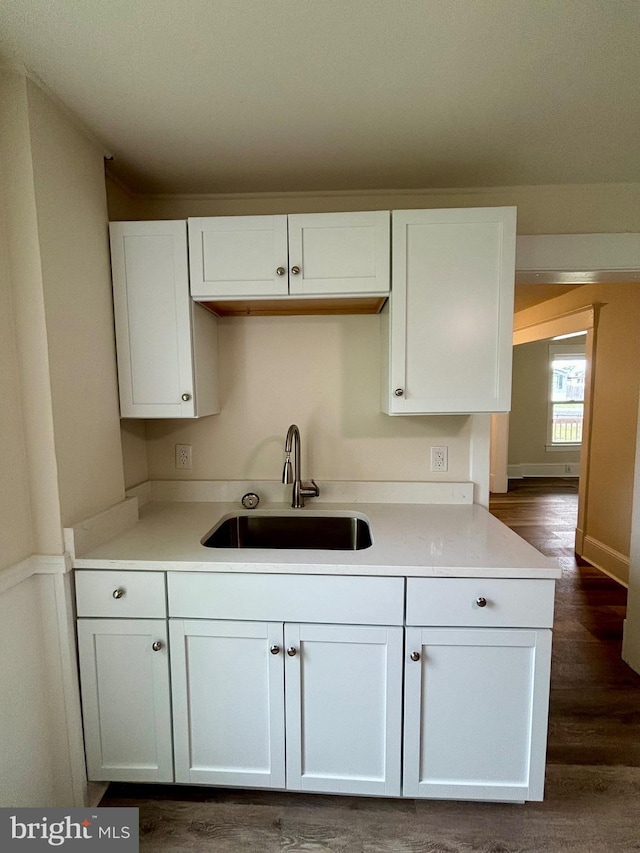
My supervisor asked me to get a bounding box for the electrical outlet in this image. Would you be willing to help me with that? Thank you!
[175,444,192,470]
[430,446,448,472]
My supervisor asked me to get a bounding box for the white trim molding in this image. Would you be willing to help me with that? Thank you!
[581,535,630,587]
[508,463,581,478]
[513,304,596,346]
[516,233,640,283]
[0,553,70,597]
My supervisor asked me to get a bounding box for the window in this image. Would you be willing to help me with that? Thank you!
[547,343,586,447]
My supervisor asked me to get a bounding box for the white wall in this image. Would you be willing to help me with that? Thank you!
[108,179,640,235]
[508,338,584,477]
[145,315,472,483]
[0,72,125,808]
[0,107,34,570]
[27,82,125,526]
[0,72,62,556]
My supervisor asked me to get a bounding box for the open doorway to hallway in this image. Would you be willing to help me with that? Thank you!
[490,476,581,567]
[490,478,639,766]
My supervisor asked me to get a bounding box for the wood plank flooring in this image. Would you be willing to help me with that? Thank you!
[489,477,640,767]
[101,478,640,851]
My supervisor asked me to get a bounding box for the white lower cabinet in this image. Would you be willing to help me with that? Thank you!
[75,571,554,802]
[170,619,286,789]
[284,623,403,796]
[403,627,552,802]
[76,618,173,783]
[169,619,403,796]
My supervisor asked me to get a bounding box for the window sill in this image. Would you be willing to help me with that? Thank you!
[546,443,581,452]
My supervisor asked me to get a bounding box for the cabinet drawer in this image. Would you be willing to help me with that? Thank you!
[406,578,555,628]
[168,573,404,625]
[75,571,166,618]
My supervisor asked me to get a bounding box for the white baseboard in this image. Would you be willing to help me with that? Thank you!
[622,620,640,676]
[507,462,581,478]
[581,535,629,586]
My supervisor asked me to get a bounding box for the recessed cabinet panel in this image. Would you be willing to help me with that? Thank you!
[124,235,183,405]
[403,627,551,801]
[285,623,403,796]
[288,211,390,295]
[170,619,286,789]
[189,215,289,298]
[383,207,516,414]
[405,221,501,401]
[110,220,219,418]
[77,619,173,783]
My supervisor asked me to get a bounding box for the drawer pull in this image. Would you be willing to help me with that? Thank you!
[476,596,488,608]
[286,646,297,657]
[112,588,125,600]
[270,645,280,655]
[410,651,421,662]
[152,641,163,652]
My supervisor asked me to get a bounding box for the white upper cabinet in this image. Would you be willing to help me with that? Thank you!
[287,211,390,296]
[382,207,516,415]
[188,211,390,300]
[110,220,219,418]
[188,215,289,299]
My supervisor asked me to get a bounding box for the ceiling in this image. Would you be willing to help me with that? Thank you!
[1,0,639,195]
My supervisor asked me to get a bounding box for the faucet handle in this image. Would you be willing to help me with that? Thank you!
[301,480,320,498]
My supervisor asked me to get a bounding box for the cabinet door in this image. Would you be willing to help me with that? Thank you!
[403,627,552,801]
[285,623,402,796]
[170,620,286,788]
[77,619,173,783]
[189,216,289,298]
[383,207,516,414]
[288,211,390,296]
[109,220,219,418]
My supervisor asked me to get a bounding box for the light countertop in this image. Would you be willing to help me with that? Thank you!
[73,500,561,579]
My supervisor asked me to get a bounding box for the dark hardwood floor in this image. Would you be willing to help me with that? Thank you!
[489,477,640,768]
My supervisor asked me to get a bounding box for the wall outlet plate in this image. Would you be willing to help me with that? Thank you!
[430,446,448,472]
[175,444,192,469]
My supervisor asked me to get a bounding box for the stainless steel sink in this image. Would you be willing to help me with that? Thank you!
[201,513,372,550]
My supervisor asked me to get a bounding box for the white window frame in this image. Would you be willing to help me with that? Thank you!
[546,342,586,451]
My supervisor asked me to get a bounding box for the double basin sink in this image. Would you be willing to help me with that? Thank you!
[202,512,372,551]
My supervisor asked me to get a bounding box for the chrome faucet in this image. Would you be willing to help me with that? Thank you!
[282,424,319,508]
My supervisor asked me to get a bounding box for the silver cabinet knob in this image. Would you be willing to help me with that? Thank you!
[291,266,301,275]
[112,588,125,599]
[152,641,163,651]
[276,267,286,276]
[410,651,421,662]
[286,646,297,657]
[394,388,404,397]
[181,393,192,402]
[476,596,488,608]
[270,645,280,655]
